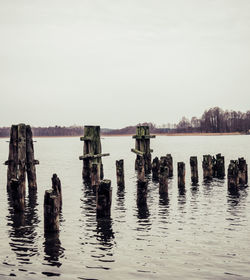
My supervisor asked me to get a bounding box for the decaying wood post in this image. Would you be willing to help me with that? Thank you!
[52,174,62,209]
[238,157,248,186]
[213,153,225,179]
[152,156,160,180]
[96,180,112,218]
[116,159,125,187]
[166,154,173,177]
[26,125,39,189]
[131,126,155,173]
[178,162,185,189]
[159,164,168,194]
[190,156,198,185]
[79,126,109,187]
[10,179,25,212]
[5,125,18,189]
[202,155,213,180]
[227,160,239,193]
[44,189,60,233]
[137,156,145,182]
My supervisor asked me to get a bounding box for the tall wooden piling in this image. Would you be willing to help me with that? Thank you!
[137,156,145,182]
[152,157,160,180]
[116,159,125,187]
[190,156,198,185]
[238,157,248,186]
[227,160,239,193]
[213,153,225,179]
[166,154,173,177]
[10,179,25,212]
[79,126,109,186]
[131,126,155,173]
[178,162,185,189]
[202,155,213,180]
[96,180,112,218]
[159,164,168,194]
[52,174,62,208]
[44,189,60,233]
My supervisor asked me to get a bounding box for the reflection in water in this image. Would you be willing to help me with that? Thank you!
[96,217,114,247]
[6,190,39,264]
[44,232,64,267]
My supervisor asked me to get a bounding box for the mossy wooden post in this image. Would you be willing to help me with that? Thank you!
[96,180,112,218]
[79,126,109,186]
[159,164,168,194]
[26,125,39,189]
[238,157,248,186]
[10,179,25,211]
[202,155,213,180]
[227,160,239,193]
[52,174,62,209]
[178,162,185,189]
[44,189,60,233]
[190,156,198,185]
[166,154,173,177]
[116,159,125,188]
[5,125,18,189]
[131,126,155,173]
[213,153,225,179]
[152,157,160,180]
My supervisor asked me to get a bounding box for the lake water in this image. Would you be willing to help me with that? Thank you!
[0,135,250,279]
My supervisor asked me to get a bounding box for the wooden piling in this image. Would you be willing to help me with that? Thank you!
[166,154,173,177]
[44,189,60,233]
[137,156,145,182]
[96,180,112,218]
[152,157,160,180]
[213,153,225,179]
[116,159,125,187]
[26,125,39,189]
[91,163,100,188]
[131,126,155,173]
[227,160,239,193]
[178,162,185,189]
[190,156,198,185]
[52,174,62,208]
[202,155,213,180]
[159,164,168,194]
[10,179,25,212]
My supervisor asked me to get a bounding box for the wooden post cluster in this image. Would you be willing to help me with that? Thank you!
[178,162,185,189]
[116,159,125,188]
[131,126,155,173]
[44,174,62,233]
[228,158,248,192]
[213,153,225,179]
[96,180,112,218]
[79,126,109,187]
[190,156,198,185]
[202,155,213,180]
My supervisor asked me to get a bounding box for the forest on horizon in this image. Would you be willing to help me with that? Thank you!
[0,107,250,137]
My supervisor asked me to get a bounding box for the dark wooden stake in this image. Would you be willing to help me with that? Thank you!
[190,156,198,185]
[116,159,125,187]
[213,153,225,179]
[202,155,213,180]
[178,162,185,189]
[227,160,239,193]
[52,174,62,209]
[96,180,112,218]
[166,154,173,177]
[44,189,60,233]
[137,156,145,182]
[159,164,168,194]
[152,157,160,180]
[10,179,25,212]
[238,157,248,186]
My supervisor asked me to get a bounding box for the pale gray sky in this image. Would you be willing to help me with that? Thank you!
[0,0,250,128]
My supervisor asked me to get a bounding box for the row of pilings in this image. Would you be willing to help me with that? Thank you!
[4,124,249,234]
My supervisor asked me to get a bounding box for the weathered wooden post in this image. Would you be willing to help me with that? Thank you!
[152,157,160,180]
[213,153,225,179]
[79,126,109,186]
[238,157,248,186]
[166,154,173,177]
[5,125,18,189]
[96,180,112,218]
[190,156,198,185]
[131,126,155,173]
[26,125,39,189]
[10,179,25,211]
[159,164,168,194]
[137,156,145,182]
[44,189,60,233]
[202,155,213,180]
[116,159,125,187]
[227,160,239,193]
[52,173,62,208]
[178,162,185,189]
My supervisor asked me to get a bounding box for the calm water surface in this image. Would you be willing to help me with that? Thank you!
[0,135,250,279]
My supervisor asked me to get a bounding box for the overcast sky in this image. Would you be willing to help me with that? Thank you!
[0,0,250,128]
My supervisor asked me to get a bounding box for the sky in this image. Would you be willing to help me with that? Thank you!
[0,0,250,128]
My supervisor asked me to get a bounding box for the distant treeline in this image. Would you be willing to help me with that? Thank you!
[0,107,249,137]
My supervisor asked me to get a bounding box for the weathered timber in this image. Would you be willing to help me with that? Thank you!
[132,126,155,173]
[166,154,173,177]
[26,125,39,189]
[178,162,185,189]
[202,155,213,180]
[159,163,168,194]
[79,126,109,186]
[116,159,125,187]
[10,179,25,212]
[227,160,239,193]
[52,174,62,208]
[96,180,112,218]
[213,153,225,179]
[137,156,145,182]
[190,156,198,185]
[44,189,60,233]
[6,125,18,189]
[238,157,248,186]
[137,180,148,206]
[152,157,160,180]
[17,124,26,198]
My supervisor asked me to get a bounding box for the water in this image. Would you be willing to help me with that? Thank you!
[0,135,250,279]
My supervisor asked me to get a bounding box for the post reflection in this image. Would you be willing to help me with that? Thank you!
[96,217,114,246]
